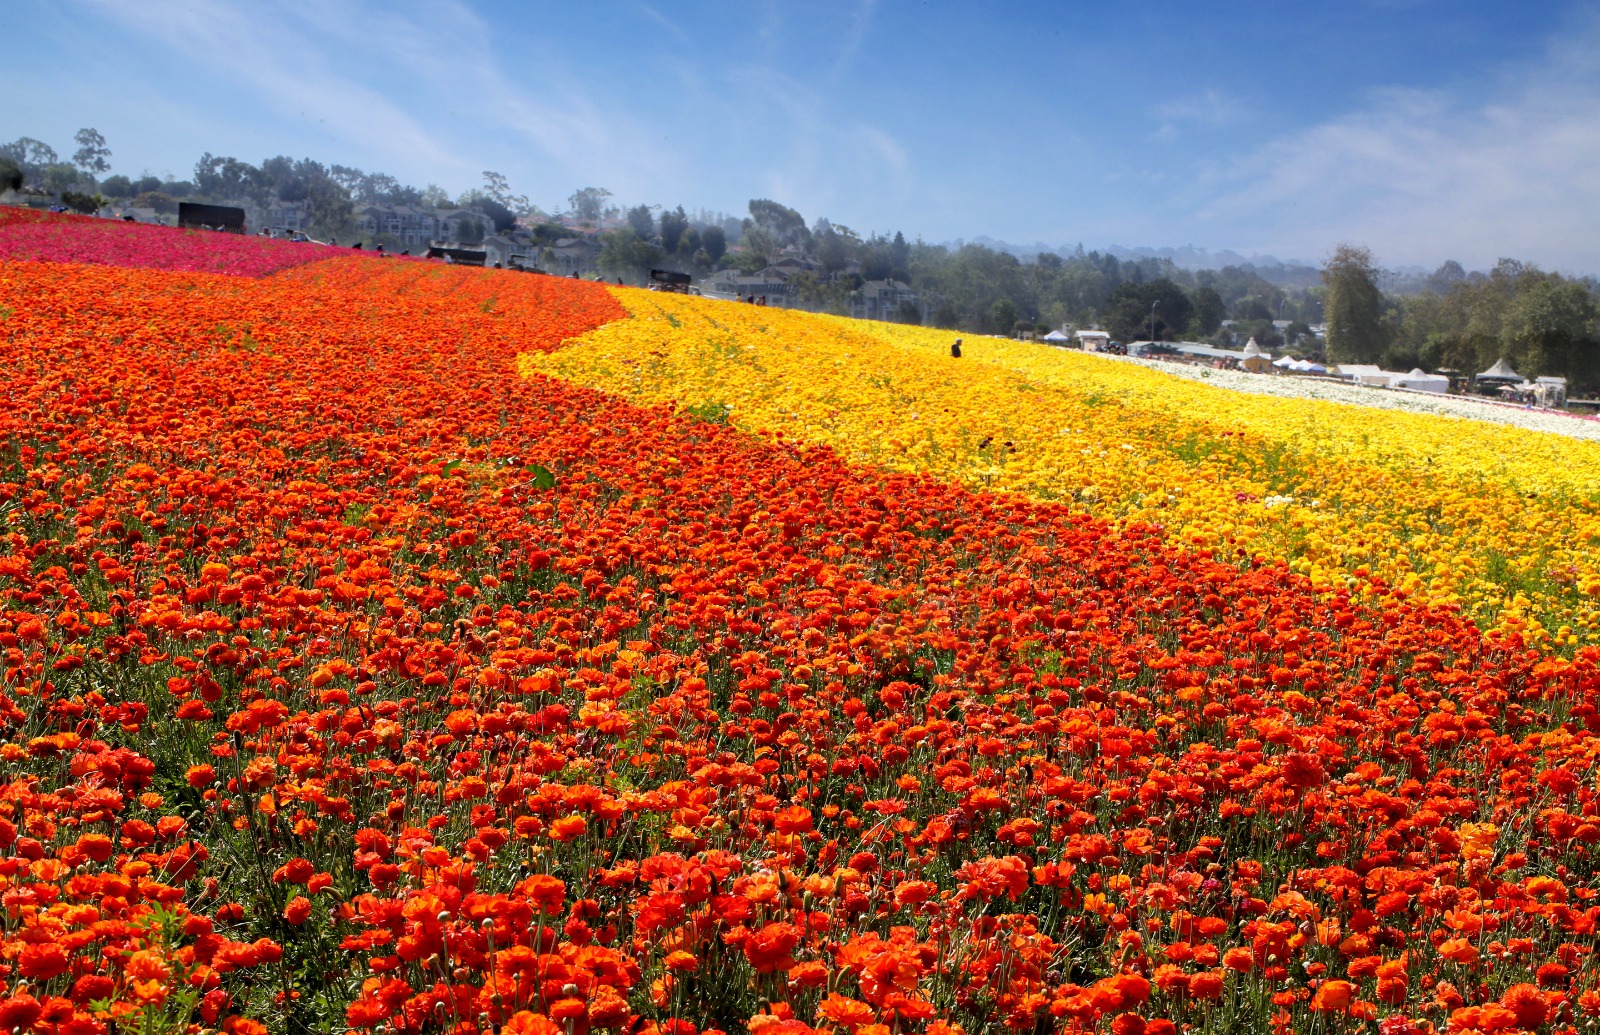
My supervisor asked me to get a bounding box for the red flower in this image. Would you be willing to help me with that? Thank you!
[744,922,802,973]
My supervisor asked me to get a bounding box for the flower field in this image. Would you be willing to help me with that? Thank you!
[527,290,1600,643]
[2,214,1600,1035]
[0,208,360,277]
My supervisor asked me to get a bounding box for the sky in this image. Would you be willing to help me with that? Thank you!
[5,0,1599,273]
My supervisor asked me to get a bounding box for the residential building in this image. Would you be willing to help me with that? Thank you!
[432,207,494,247]
[357,205,445,250]
[544,237,602,277]
[851,279,918,322]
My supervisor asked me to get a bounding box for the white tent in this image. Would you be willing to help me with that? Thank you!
[1336,363,1392,386]
[1272,355,1296,368]
[1042,330,1072,343]
[1393,368,1449,393]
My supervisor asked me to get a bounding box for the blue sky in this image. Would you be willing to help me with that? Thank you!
[6,0,1599,271]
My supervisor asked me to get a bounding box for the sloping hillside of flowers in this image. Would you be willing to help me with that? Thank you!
[0,218,1596,1035]
[528,289,1600,644]
[0,208,360,277]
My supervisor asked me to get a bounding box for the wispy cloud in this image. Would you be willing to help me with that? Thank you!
[74,0,674,201]
[79,0,470,179]
[828,0,880,84]
[1154,88,1249,128]
[1183,12,1600,269]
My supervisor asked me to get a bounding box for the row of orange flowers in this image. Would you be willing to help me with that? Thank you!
[0,235,1597,1034]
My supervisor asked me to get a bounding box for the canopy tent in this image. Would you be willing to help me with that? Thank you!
[1041,330,1071,343]
[1272,355,1296,368]
[1393,368,1449,393]
[1476,358,1522,382]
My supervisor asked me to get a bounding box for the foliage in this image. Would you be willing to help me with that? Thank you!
[71,127,111,175]
[59,190,103,214]
[597,227,664,283]
[1103,278,1193,341]
[700,225,727,265]
[1395,258,1600,387]
[568,186,613,222]
[626,204,655,241]
[746,198,810,250]
[657,205,688,253]
[1322,244,1391,363]
[1190,285,1226,335]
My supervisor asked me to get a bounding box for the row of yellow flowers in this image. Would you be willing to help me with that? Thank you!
[521,287,1600,643]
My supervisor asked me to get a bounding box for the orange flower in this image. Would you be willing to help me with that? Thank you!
[550,815,588,841]
[1310,980,1354,1012]
[1222,947,1255,973]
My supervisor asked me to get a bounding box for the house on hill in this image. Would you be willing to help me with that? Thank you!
[852,279,918,321]
[545,237,601,277]
[358,205,439,251]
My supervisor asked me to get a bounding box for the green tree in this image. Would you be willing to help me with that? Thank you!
[305,172,354,239]
[626,204,656,241]
[1,138,58,180]
[568,187,612,222]
[457,216,485,247]
[1502,277,1598,382]
[988,298,1020,335]
[480,171,529,213]
[660,206,689,253]
[816,225,849,274]
[468,198,517,233]
[598,227,664,283]
[1104,279,1193,341]
[60,190,103,214]
[193,153,258,199]
[890,231,910,272]
[42,164,83,195]
[0,157,21,192]
[1323,245,1390,363]
[735,223,776,271]
[1234,297,1273,321]
[747,199,809,249]
[134,191,178,214]
[700,225,727,265]
[71,128,111,175]
[1190,286,1226,335]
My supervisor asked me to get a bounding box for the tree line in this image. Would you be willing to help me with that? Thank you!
[1323,244,1600,387]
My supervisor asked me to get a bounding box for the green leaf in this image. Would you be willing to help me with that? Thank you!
[441,459,463,475]
[526,463,556,490]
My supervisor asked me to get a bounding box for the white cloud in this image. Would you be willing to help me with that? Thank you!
[73,0,674,204]
[1154,88,1249,129]
[1185,12,1600,271]
[79,0,471,181]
